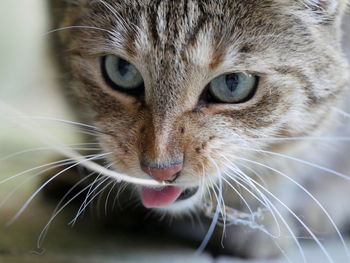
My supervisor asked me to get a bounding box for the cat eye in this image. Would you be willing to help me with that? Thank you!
[102,55,144,94]
[208,73,258,104]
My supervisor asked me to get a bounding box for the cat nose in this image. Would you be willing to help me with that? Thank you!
[141,162,183,182]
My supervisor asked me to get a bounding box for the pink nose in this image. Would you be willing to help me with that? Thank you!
[141,163,183,182]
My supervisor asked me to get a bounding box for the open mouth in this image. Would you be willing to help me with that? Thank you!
[140,186,199,208]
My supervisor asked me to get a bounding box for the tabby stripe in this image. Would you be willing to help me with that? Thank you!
[148,0,162,46]
[185,3,207,47]
[274,66,320,104]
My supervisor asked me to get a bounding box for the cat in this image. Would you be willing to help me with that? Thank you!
[47,0,350,260]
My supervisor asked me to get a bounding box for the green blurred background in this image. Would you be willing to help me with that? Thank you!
[0,0,77,211]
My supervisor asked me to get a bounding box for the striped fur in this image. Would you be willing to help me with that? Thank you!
[49,0,350,258]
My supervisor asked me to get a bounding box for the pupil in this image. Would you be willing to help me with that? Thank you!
[225,74,239,92]
[117,58,130,76]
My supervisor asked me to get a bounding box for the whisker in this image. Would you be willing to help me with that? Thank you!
[0,103,165,186]
[233,161,269,188]
[12,116,100,131]
[230,136,350,143]
[51,171,98,217]
[112,181,129,210]
[104,179,118,216]
[223,157,339,261]
[208,158,228,243]
[235,145,350,181]
[230,156,337,263]
[73,163,114,223]
[44,26,115,36]
[216,158,281,238]
[196,176,223,254]
[0,159,83,209]
[70,179,114,226]
[216,154,311,262]
[223,174,300,263]
[6,153,110,225]
[77,174,104,220]
[200,163,213,204]
[37,175,106,249]
[0,155,100,185]
[0,145,97,162]
[218,154,274,211]
[233,155,350,261]
[70,162,115,226]
[221,177,279,236]
[332,107,350,119]
[95,180,112,218]
[227,169,307,262]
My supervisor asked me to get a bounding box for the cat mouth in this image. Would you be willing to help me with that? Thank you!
[140,186,199,208]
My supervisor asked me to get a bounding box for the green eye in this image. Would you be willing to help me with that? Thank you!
[208,73,258,103]
[103,55,144,93]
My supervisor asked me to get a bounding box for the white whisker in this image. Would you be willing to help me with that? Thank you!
[0,145,96,162]
[208,157,228,243]
[73,163,114,224]
[37,175,106,249]
[44,26,115,36]
[332,107,350,119]
[0,102,164,186]
[104,179,119,216]
[228,170,307,262]
[52,171,98,217]
[12,116,100,131]
[233,155,350,261]
[112,182,128,210]
[70,178,113,226]
[235,146,350,181]
[231,156,337,263]
[0,155,99,185]
[231,136,350,143]
[0,159,83,209]
[217,156,281,238]
[7,153,110,225]
[196,176,223,254]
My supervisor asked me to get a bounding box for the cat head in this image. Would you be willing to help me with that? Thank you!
[51,0,349,213]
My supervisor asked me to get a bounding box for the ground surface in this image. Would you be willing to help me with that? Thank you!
[1,2,350,263]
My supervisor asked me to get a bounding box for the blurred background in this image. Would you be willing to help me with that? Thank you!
[0,1,350,263]
[0,1,61,204]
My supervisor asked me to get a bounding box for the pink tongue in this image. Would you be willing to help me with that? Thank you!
[140,186,183,208]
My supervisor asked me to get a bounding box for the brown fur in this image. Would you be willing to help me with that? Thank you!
[48,0,350,258]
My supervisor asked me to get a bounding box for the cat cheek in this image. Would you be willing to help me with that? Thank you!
[304,0,339,13]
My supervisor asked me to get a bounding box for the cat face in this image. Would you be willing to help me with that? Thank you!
[53,0,349,212]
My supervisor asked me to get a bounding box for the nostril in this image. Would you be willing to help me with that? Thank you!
[141,163,183,182]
